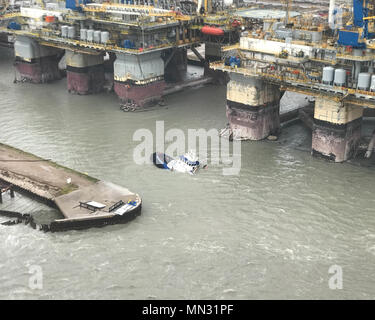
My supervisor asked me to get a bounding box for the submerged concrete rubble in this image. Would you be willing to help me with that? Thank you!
[0,143,141,231]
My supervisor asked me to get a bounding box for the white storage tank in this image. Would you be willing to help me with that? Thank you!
[353,48,363,56]
[67,26,75,39]
[61,25,68,38]
[240,37,245,48]
[358,72,371,91]
[94,30,101,43]
[240,37,250,49]
[80,29,87,41]
[272,22,283,31]
[370,75,375,92]
[334,69,346,87]
[100,31,109,44]
[46,2,59,10]
[275,29,293,39]
[322,66,334,85]
[263,21,271,31]
[311,31,323,42]
[87,29,94,42]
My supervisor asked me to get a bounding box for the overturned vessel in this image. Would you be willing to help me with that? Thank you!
[152,151,200,175]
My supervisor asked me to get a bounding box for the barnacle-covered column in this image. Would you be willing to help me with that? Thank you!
[226,73,281,140]
[312,97,363,162]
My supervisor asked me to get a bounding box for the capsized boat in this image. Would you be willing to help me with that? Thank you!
[151,151,200,174]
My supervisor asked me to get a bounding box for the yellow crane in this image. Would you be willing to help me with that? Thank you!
[36,0,46,9]
[0,0,9,15]
[281,0,292,25]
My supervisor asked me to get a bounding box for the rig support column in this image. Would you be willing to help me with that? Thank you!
[226,73,281,140]
[114,51,165,108]
[65,50,105,95]
[103,52,116,92]
[165,48,187,82]
[312,97,363,162]
[14,36,63,83]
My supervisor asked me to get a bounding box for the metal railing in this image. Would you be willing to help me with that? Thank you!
[210,62,375,108]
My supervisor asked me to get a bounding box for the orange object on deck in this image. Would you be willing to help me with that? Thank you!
[201,26,224,36]
[45,16,55,23]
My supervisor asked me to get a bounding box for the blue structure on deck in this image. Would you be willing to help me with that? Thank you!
[225,56,241,68]
[65,0,91,11]
[353,0,368,28]
[7,21,21,30]
[123,39,135,49]
[338,30,366,48]
[337,0,373,48]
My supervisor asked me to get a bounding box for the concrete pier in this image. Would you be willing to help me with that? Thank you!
[0,143,141,231]
[226,73,281,140]
[312,97,363,162]
[114,52,165,108]
[66,50,105,95]
[14,36,62,83]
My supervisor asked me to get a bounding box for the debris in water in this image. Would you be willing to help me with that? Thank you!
[267,135,278,141]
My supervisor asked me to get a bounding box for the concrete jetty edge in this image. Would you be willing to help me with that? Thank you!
[0,142,142,232]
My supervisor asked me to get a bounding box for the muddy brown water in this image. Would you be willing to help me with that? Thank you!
[0,47,374,299]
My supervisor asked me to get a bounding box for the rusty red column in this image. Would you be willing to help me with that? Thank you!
[65,50,105,95]
[114,51,165,109]
[14,36,63,83]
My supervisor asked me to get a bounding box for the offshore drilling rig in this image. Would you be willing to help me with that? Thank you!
[0,0,241,108]
[1,0,375,163]
[212,0,375,162]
